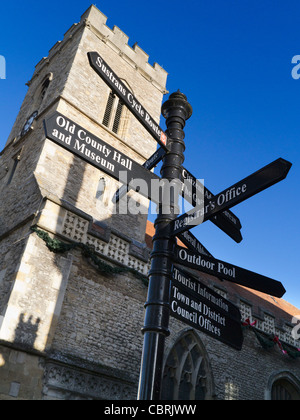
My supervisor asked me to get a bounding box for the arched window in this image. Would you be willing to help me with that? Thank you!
[161,330,214,400]
[271,378,300,400]
[34,73,53,111]
[6,149,22,186]
[102,92,116,128]
[40,75,52,101]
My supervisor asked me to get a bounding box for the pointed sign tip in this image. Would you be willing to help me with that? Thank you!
[278,158,292,178]
[274,284,286,299]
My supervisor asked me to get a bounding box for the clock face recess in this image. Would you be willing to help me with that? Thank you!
[21,111,38,137]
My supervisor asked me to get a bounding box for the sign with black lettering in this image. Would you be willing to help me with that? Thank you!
[170,266,243,350]
[174,246,286,298]
[43,112,160,202]
[171,158,292,237]
[88,52,169,150]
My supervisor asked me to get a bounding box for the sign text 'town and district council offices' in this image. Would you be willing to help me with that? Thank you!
[170,267,244,350]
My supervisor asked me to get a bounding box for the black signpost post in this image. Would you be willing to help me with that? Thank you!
[137,91,193,400]
[40,52,294,401]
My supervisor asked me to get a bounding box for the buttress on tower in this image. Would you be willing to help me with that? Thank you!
[0,5,167,400]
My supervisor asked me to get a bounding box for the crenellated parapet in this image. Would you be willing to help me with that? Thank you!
[34,5,168,93]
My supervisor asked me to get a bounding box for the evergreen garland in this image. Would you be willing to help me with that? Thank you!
[31,226,148,284]
[242,320,300,359]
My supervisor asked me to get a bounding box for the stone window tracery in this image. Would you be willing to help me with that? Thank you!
[161,331,213,400]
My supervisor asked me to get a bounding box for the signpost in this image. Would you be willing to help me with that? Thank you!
[171,158,292,237]
[137,91,192,401]
[171,266,243,350]
[85,53,293,400]
[90,43,245,242]
[88,51,242,243]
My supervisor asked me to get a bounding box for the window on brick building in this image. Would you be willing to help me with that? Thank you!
[103,92,116,128]
[40,74,52,101]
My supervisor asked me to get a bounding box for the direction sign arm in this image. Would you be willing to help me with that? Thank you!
[88,52,169,150]
[210,214,243,243]
[208,158,292,219]
[177,231,214,257]
[175,245,286,298]
[171,158,292,237]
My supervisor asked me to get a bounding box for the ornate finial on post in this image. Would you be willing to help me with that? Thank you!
[162,90,193,121]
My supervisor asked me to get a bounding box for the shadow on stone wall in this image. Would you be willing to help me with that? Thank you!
[13,313,41,349]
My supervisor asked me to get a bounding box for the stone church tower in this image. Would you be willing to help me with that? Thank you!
[0,5,167,399]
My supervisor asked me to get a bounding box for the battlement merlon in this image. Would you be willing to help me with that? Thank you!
[33,5,168,94]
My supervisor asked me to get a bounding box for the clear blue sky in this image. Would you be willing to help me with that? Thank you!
[0,1,299,309]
